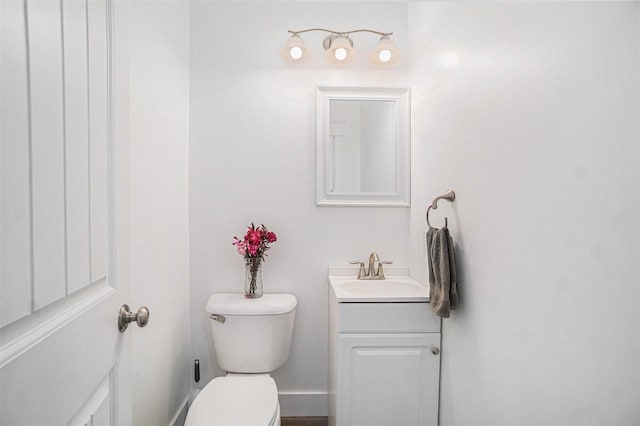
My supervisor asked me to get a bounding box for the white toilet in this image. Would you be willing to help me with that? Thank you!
[185,293,297,426]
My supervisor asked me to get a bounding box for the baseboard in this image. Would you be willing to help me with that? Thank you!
[170,393,190,426]
[278,391,328,417]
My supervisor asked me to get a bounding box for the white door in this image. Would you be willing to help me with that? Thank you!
[0,0,134,424]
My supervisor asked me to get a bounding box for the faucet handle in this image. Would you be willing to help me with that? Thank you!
[349,261,366,280]
[376,261,393,279]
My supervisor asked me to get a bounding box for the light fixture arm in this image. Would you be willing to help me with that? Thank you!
[288,28,393,37]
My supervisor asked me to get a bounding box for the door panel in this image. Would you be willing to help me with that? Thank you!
[1,284,119,425]
[0,0,113,322]
[0,0,131,424]
[87,0,109,284]
[28,0,67,310]
[0,0,32,326]
[69,371,113,426]
[63,0,91,296]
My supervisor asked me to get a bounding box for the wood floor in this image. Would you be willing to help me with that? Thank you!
[281,417,328,426]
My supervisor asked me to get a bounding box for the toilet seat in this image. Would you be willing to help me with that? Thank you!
[185,375,279,426]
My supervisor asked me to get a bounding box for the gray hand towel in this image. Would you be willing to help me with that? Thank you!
[426,227,458,318]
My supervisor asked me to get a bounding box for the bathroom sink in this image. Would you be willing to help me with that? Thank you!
[329,269,430,302]
[340,280,424,295]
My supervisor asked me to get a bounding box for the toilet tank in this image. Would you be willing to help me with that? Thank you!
[206,293,297,373]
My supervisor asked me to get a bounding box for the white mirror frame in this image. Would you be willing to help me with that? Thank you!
[316,86,410,207]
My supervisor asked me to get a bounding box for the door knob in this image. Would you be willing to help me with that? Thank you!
[118,304,150,332]
[432,347,440,355]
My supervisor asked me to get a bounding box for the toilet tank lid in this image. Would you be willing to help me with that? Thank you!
[206,293,297,315]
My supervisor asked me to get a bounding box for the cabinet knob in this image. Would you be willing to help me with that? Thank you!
[432,347,440,355]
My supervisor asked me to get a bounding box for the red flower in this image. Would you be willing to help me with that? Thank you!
[255,231,264,243]
[233,223,277,259]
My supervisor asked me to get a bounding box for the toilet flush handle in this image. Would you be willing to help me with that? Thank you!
[210,314,226,323]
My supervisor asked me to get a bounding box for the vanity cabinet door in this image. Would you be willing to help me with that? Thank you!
[337,333,440,426]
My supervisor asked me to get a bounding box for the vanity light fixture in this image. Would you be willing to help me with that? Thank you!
[283,28,399,65]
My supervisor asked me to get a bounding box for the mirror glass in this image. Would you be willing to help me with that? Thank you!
[330,100,396,193]
[316,87,410,206]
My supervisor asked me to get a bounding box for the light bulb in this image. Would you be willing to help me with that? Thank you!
[334,48,347,61]
[281,34,310,63]
[290,46,303,60]
[325,35,354,64]
[371,36,399,65]
[378,49,391,63]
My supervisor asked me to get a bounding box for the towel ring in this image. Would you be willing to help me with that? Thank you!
[426,190,455,228]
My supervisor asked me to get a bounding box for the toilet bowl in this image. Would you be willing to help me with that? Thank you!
[185,293,297,426]
[185,374,280,426]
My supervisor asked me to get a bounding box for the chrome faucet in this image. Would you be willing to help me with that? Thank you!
[367,252,379,278]
[350,252,393,280]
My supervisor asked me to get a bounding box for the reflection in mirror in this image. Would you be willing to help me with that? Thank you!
[317,87,410,206]
[330,100,395,193]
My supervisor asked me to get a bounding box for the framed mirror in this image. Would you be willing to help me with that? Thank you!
[316,87,410,206]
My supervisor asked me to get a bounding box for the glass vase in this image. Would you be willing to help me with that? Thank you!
[244,257,263,299]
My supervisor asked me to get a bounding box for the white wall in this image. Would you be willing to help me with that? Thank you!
[128,1,191,424]
[189,1,409,415]
[189,0,639,421]
[407,2,640,425]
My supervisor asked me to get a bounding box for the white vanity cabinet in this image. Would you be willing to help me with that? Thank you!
[328,283,441,426]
